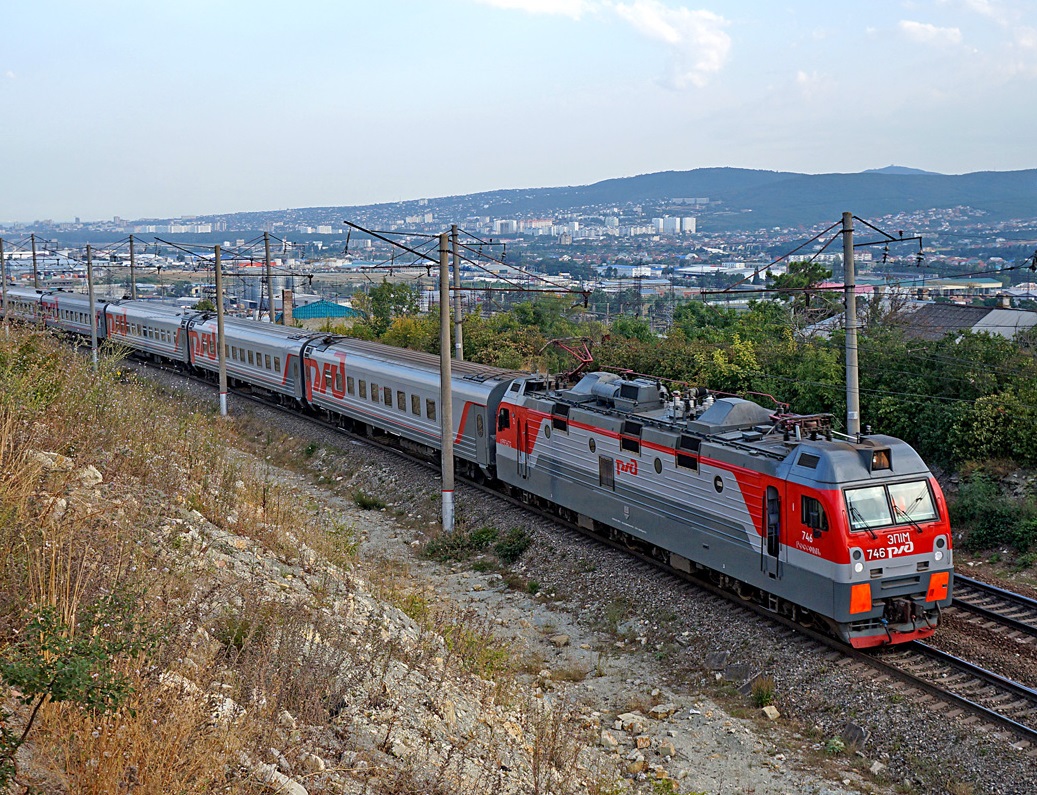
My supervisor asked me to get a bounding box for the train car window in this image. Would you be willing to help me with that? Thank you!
[497,407,510,430]
[265,354,272,370]
[397,390,406,411]
[383,387,392,406]
[335,370,344,393]
[370,382,379,402]
[359,379,367,399]
[552,403,570,432]
[598,457,615,491]
[274,357,281,372]
[426,399,437,422]
[411,394,420,415]
[248,350,255,365]
[802,495,828,532]
[621,421,642,455]
[230,347,237,361]
[347,376,355,395]
[323,364,332,386]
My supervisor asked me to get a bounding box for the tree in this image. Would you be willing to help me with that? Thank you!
[358,280,418,335]
[770,260,839,327]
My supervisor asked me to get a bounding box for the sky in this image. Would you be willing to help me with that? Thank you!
[2,0,1035,222]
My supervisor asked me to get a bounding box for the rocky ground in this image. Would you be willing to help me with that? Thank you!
[135,368,1037,795]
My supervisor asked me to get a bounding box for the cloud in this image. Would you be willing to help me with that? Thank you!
[898,20,964,45]
[611,1,731,88]
[3,71,13,80]
[472,0,593,19]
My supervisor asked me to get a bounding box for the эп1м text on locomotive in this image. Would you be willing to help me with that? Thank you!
[3,286,954,648]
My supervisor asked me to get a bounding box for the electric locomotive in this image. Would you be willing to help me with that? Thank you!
[494,371,952,648]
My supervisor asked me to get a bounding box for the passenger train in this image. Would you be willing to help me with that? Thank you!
[2,286,954,648]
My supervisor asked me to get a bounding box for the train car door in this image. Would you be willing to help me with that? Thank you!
[762,485,783,579]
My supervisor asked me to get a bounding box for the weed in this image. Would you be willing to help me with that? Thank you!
[750,675,776,708]
[354,490,387,511]
[494,527,532,564]
[527,580,541,595]
[825,736,846,755]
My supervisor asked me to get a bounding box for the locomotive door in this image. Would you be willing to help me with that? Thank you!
[762,485,784,579]
[517,417,530,479]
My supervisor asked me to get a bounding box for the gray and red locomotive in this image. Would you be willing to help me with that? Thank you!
[4,286,954,647]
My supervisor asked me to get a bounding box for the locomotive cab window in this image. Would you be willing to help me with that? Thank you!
[802,495,828,533]
[497,407,510,430]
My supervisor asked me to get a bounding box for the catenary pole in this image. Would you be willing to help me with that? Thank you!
[842,211,861,436]
[439,232,455,533]
[451,224,464,361]
[31,233,39,289]
[128,235,138,299]
[215,244,228,417]
[1,237,7,330]
[264,231,275,323]
[86,245,98,367]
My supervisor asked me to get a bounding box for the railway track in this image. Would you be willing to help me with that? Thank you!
[136,359,1037,748]
[950,573,1037,641]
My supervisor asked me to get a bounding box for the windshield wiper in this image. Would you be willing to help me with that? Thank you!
[893,501,925,535]
[848,503,877,540]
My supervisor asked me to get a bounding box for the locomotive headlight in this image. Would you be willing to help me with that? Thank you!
[934,550,943,561]
[854,562,864,573]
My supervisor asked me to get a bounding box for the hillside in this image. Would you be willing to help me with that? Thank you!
[205,166,1037,232]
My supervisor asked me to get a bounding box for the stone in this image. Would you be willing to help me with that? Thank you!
[650,765,669,779]
[617,712,648,733]
[635,735,651,749]
[33,450,73,472]
[441,699,457,727]
[300,752,326,773]
[841,722,869,748]
[624,752,646,775]
[600,730,619,748]
[869,761,887,777]
[548,634,570,648]
[277,709,297,729]
[762,705,781,721]
[649,703,677,720]
[705,650,731,670]
[657,739,676,758]
[254,763,308,795]
[723,663,751,682]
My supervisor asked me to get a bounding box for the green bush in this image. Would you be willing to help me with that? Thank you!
[353,490,386,511]
[424,525,498,562]
[951,473,1037,552]
[494,527,532,564]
